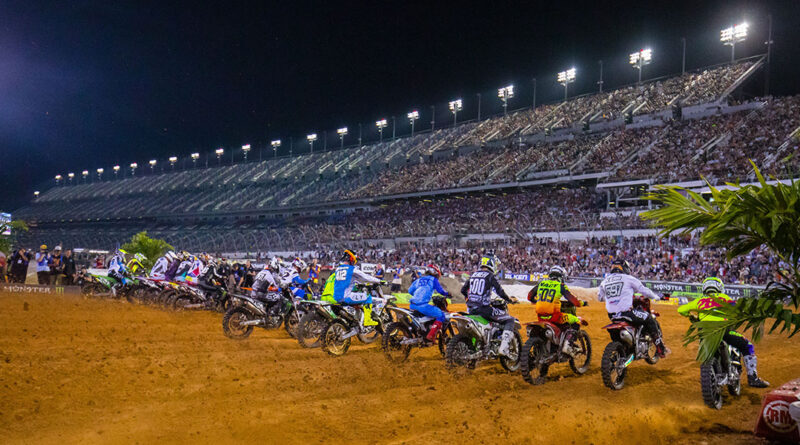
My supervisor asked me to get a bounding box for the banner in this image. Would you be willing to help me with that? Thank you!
[0,283,83,295]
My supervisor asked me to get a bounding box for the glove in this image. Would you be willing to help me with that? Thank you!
[582,301,589,307]
[380,280,387,286]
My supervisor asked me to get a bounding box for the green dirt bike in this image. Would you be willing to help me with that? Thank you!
[445,299,522,372]
[80,273,119,298]
[319,284,397,357]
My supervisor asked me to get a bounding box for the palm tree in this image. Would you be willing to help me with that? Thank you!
[641,163,800,361]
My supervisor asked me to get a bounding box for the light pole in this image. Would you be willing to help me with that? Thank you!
[681,37,687,75]
[721,22,748,62]
[597,60,604,93]
[477,93,481,121]
[336,127,348,149]
[557,68,576,101]
[96,168,104,181]
[271,140,281,158]
[113,165,120,178]
[430,105,436,131]
[306,133,317,153]
[67,172,75,184]
[34,191,40,198]
[242,144,251,161]
[82,170,89,183]
[169,156,177,170]
[376,119,387,142]
[449,99,462,126]
[149,159,157,173]
[407,111,419,137]
[629,49,652,86]
[497,85,514,116]
[191,152,200,168]
[55,174,62,185]
[130,163,138,176]
[532,78,537,108]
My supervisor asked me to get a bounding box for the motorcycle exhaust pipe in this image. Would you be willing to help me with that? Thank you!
[340,329,360,339]
[400,338,423,346]
[183,303,206,309]
[240,319,266,326]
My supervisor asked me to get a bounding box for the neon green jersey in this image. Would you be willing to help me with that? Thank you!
[677,292,733,322]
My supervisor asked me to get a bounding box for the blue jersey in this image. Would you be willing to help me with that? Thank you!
[332,264,355,302]
[408,275,448,306]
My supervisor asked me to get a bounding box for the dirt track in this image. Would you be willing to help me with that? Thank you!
[1,292,797,444]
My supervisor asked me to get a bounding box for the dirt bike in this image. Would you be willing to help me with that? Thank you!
[445,299,522,372]
[520,303,592,385]
[697,323,743,409]
[80,273,127,299]
[221,286,312,339]
[319,284,396,357]
[296,299,334,348]
[381,295,455,363]
[600,296,662,390]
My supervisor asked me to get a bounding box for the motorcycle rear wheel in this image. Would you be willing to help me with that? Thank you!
[645,341,660,365]
[601,341,628,390]
[499,330,523,373]
[700,359,723,409]
[222,307,255,340]
[445,333,477,370]
[284,308,301,338]
[297,312,325,348]
[322,320,352,357]
[520,336,548,385]
[381,322,413,363]
[568,330,592,375]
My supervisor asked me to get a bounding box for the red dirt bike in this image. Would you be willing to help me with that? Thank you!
[600,295,661,390]
[520,305,592,385]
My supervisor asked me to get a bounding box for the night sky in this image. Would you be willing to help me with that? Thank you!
[2,0,799,211]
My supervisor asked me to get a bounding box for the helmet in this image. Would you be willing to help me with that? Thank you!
[702,277,725,295]
[340,249,357,265]
[134,253,146,263]
[118,248,128,255]
[610,259,630,275]
[165,251,177,262]
[549,265,567,281]
[40,244,47,250]
[292,258,308,272]
[427,264,442,277]
[479,256,497,274]
[269,257,281,270]
[180,251,190,260]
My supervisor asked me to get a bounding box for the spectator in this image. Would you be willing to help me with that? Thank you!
[62,249,77,285]
[9,248,30,283]
[0,250,6,283]
[49,245,63,285]
[34,245,51,285]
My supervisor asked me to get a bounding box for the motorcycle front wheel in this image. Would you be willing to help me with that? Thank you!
[568,330,592,375]
[322,320,352,357]
[381,322,413,363]
[700,358,723,410]
[499,330,522,373]
[445,333,478,370]
[222,307,255,340]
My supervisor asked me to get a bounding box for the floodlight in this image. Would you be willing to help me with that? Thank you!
[82,170,89,177]
[191,152,200,160]
[55,174,62,181]
[34,191,40,197]
[557,68,576,100]
[215,148,224,155]
[271,140,281,147]
[68,172,75,179]
[721,22,748,62]
[407,111,420,136]
[629,49,652,85]
[242,144,251,152]
[306,133,317,142]
[97,168,104,174]
[169,156,178,163]
[149,159,157,166]
[337,127,348,136]
[449,99,463,125]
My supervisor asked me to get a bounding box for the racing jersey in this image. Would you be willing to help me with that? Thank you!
[332,264,380,302]
[529,279,580,315]
[252,269,279,294]
[597,273,659,314]
[188,258,204,279]
[677,292,733,322]
[150,256,169,279]
[460,270,509,308]
[108,253,125,275]
[408,275,449,306]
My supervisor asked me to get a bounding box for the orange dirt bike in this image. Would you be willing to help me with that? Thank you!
[600,295,662,390]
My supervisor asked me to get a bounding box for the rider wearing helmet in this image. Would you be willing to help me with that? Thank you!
[126,253,147,276]
[598,259,669,358]
[251,261,282,308]
[107,248,129,295]
[529,265,586,324]
[332,249,382,327]
[197,257,226,305]
[461,255,519,358]
[678,277,769,387]
[409,264,451,342]
[276,257,310,299]
[150,251,175,281]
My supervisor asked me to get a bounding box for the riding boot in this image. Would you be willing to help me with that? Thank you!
[654,336,671,358]
[498,330,514,357]
[426,321,443,342]
[362,304,378,327]
[744,355,770,388]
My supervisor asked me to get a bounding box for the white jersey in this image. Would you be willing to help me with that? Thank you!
[150,257,168,279]
[252,269,279,293]
[277,266,299,287]
[597,273,659,314]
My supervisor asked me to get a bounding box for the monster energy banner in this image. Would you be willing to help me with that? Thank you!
[0,283,82,295]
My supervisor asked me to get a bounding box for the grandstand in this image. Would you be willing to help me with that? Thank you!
[13,56,800,255]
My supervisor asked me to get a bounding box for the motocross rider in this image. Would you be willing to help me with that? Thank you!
[197,258,226,304]
[126,253,147,276]
[107,248,128,294]
[251,261,281,303]
[597,259,669,358]
[460,255,519,358]
[528,265,587,354]
[150,251,176,281]
[408,264,451,342]
[278,258,310,300]
[332,249,381,327]
[677,277,769,387]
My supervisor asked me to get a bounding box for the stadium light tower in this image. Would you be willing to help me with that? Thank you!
[306,133,317,153]
[241,144,251,161]
[449,99,463,126]
[336,127,348,149]
[215,148,224,165]
[55,174,62,185]
[149,159,157,173]
[376,119,387,141]
[407,110,419,136]
[96,168,104,180]
[557,68,576,101]
[34,191,40,198]
[130,162,138,176]
[497,85,514,116]
[271,140,281,158]
[169,156,178,170]
[81,170,89,183]
[629,49,652,86]
[721,22,748,62]
[67,172,75,184]
[113,165,120,178]
[191,152,200,168]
